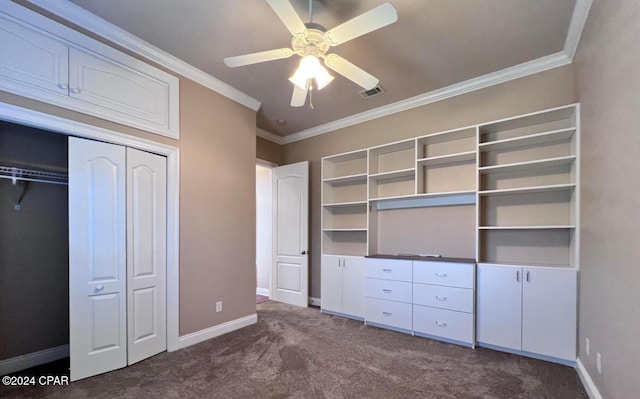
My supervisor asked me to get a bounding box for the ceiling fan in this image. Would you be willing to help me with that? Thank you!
[224,0,398,107]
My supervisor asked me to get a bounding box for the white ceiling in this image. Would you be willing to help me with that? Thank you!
[65,0,578,138]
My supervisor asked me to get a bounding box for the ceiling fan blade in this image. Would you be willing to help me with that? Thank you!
[224,48,293,68]
[290,81,309,107]
[324,54,379,90]
[266,0,307,37]
[324,2,397,46]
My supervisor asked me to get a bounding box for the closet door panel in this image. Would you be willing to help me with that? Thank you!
[126,148,167,365]
[69,137,127,381]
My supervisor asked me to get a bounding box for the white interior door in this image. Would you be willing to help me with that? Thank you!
[69,137,127,381]
[126,148,167,365]
[272,161,309,307]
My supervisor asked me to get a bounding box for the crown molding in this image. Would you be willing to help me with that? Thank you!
[25,0,261,112]
[564,0,593,60]
[281,51,571,144]
[257,128,285,145]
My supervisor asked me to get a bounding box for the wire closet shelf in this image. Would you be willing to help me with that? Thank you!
[0,165,68,185]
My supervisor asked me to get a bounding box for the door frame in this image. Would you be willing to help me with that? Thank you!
[0,102,181,351]
[256,159,276,298]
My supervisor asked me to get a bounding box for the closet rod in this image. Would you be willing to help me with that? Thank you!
[0,165,68,186]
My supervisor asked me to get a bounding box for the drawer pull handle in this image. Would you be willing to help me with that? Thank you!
[435,321,448,327]
[382,268,393,273]
[382,289,392,293]
[383,312,392,316]
[435,296,447,301]
[435,273,448,278]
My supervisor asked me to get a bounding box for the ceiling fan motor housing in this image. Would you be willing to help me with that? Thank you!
[292,27,330,58]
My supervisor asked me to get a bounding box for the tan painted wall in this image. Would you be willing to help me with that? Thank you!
[0,50,257,339]
[256,136,282,165]
[573,1,640,397]
[282,65,575,298]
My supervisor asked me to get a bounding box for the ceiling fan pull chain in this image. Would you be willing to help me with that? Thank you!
[309,86,314,109]
[309,0,313,23]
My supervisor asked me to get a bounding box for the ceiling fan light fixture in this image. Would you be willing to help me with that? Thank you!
[289,55,334,90]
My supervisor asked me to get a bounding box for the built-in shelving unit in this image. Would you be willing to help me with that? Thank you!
[322,150,369,256]
[477,104,579,268]
[321,104,580,362]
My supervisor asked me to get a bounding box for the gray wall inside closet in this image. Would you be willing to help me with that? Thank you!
[0,123,69,361]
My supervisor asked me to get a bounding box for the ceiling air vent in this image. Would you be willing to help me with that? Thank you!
[359,85,385,98]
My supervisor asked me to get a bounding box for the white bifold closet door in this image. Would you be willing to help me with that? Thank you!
[69,137,166,381]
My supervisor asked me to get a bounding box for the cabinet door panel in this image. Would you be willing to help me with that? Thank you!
[476,264,522,350]
[321,255,343,313]
[69,47,171,132]
[522,267,577,361]
[0,13,68,96]
[342,256,365,318]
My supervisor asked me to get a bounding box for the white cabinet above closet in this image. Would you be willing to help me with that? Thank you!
[0,2,180,139]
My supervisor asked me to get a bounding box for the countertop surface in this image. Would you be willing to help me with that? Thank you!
[365,254,476,264]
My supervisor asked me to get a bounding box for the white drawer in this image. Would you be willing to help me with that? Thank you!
[365,297,412,331]
[365,279,412,303]
[413,305,473,344]
[413,283,473,313]
[365,258,412,282]
[413,261,474,288]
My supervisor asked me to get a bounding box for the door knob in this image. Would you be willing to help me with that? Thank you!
[301,250,308,255]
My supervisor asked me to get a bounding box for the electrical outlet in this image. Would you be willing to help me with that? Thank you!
[585,337,590,355]
[596,352,602,374]
[216,301,222,313]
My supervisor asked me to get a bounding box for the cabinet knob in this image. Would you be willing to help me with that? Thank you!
[95,284,104,291]
[70,87,82,94]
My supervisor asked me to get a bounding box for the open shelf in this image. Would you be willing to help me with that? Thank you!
[479,183,575,196]
[479,128,575,152]
[369,139,415,174]
[479,155,576,174]
[323,200,368,208]
[322,150,367,180]
[369,168,415,181]
[322,228,368,232]
[322,172,368,185]
[417,150,476,167]
[416,127,476,159]
[478,225,576,230]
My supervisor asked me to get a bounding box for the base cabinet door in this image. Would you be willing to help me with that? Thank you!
[341,256,365,318]
[522,267,577,361]
[321,255,364,318]
[477,264,522,351]
[321,255,343,314]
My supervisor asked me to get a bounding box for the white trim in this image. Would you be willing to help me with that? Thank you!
[257,128,284,145]
[25,0,261,112]
[564,0,593,60]
[0,345,69,376]
[256,287,270,297]
[309,297,321,307]
[177,314,258,349]
[0,102,181,352]
[576,357,604,399]
[281,52,571,144]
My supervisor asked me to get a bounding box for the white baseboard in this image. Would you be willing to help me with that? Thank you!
[256,287,270,297]
[576,357,603,399]
[309,297,321,307]
[0,345,69,376]
[177,314,257,349]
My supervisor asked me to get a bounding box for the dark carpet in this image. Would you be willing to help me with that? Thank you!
[0,301,587,398]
